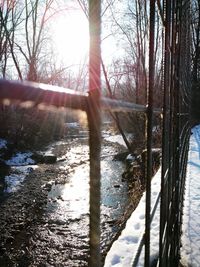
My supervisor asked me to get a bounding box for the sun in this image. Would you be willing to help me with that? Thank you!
[52,10,89,66]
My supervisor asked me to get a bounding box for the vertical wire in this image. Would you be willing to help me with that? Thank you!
[88,0,101,266]
[145,0,155,266]
[172,0,182,263]
[173,1,190,264]
[159,0,171,265]
[166,0,175,265]
[157,2,166,265]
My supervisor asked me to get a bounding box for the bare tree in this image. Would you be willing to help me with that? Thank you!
[0,0,24,79]
[76,0,152,152]
[102,0,163,152]
[14,0,56,81]
[0,1,9,77]
[0,0,56,81]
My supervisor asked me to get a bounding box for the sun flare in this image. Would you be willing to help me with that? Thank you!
[52,11,89,65]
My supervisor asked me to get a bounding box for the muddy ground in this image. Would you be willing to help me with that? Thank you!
[0,138,143,267]
[0,164,68,267]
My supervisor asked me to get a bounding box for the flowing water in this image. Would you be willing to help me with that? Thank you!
[0,134,131,266]
[46,136,130,254]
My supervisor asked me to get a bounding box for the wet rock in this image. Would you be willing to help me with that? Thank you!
[107,219,117,226]
[139,148,161,166]
[43,154,57,164]
[113,151,129,161]
[57,157,66,162]
[122,148,161,183]
[0,159,10,169]
[31,153,57,164]
[6,236,15,243]
[30,153,44,163]
[44,182,53,191]
[11,229,20,235]
[71,162,78,168]
[122,165,141,181]
[68,218,81,223]
[48,219,66,226]
[125,153,136,167]
[0,141,15,161]
[0,247,6,253]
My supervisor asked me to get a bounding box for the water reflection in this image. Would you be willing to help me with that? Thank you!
[101,160,129,217]
[47,139,129,231]
[48,165,89,220]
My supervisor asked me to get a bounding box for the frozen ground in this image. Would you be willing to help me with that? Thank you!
[180,125,200,267]
[1,125,200,266]
[0,140,37,194]
[104,168,161,267]
[0,138,7,150]
[105,134,133,147]
[105,125,200,267]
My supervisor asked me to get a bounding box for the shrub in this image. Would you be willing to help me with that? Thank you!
[0,104,66,150]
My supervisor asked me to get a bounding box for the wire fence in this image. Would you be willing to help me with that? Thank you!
[158,1,191,266]
[0,0,191,266]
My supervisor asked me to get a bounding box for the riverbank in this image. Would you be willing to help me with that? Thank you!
[0,135,141,266]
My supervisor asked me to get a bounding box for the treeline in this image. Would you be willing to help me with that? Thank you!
[0,0,165,152]
[0,105,65,150]
[0,1,87,149]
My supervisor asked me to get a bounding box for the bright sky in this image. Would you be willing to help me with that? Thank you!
[51,5,120,68]
[51,9,89,66]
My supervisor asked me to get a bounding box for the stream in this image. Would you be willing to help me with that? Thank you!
[0,134,132,266]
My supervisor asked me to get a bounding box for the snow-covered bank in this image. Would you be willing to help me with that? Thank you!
[105,125,200,267]
[4,166,37,193]
[104,168,161,267]
[5,152,35,166]
[181,125,200,267]
[0,138,7,150]
[0,139,38,194]
[105,134,133,147]
[4,160,38,194]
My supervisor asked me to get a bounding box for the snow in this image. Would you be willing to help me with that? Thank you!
[180,125,200,267]
[2,152,37,194]
[65,122,79,128]
[5,171,26,194]
[0,139,38,193]
[105,134,133,147]
[105,125,200,267]
[126,154,135,162]
[5,152,35,166]
[4,166,38,194]
[104,168,161,267]
[0,138,7,150]
[1,125,200,265]
[4,174,26,193]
